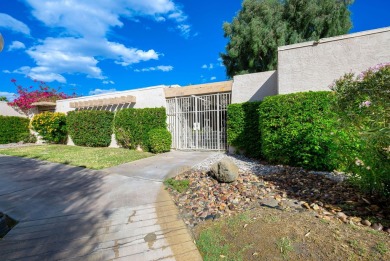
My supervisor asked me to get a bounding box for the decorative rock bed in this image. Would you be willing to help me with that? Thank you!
[166,153,390,234]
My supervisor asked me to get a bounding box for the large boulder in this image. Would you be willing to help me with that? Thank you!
[210,157,239,183]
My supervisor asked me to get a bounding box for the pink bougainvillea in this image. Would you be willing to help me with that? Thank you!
[8,79,76,113]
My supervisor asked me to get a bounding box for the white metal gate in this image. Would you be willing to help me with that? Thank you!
[166,93,231,150]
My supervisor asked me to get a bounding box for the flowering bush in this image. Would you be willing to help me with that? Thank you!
[8,79,74,113]
[331,63,390,197]
[31,112,67,144]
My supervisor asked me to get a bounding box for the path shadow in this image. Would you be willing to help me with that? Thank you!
[0,155,117,260]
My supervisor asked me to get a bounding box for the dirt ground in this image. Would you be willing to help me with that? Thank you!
[194,206,390,261]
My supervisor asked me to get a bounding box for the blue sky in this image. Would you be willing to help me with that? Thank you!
[0,0,389,100]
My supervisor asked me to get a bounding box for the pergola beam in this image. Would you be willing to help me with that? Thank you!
[69,95,136,109]
[164,81,233,98]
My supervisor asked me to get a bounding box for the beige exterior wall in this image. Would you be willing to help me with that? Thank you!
[278,27,390,94]
[231,71,278,103]
[0,101,27,117]
[56,85,168,113]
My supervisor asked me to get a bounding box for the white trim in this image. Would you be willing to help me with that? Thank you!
[278,27,390,51]
[56,84,172,103]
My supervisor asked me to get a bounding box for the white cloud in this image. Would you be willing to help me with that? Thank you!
[0,91,16,101]
[157,65,174,72]
[2,70,11,74]
[106,40,158,66]
[168,10,187,22]
[155,16,166,22]
[9,1,190,83]
[134,65,173,72]
[25,0,189,37]
[0,13,30,35]
[12,66,67,83]
[218,57,224,67]
[89,88,117,95]
[15,37,159,82]
[200,75,206,82]
[102,80,115,85]
[202,59,224,70]
[210,76,216,80]
[177,24,191,38]
[8,41,26,51]
[13,0,182,83]
[25,38,97,79]
[201,63,214,70]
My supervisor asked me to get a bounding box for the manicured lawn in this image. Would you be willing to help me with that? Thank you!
[0,145,152,169]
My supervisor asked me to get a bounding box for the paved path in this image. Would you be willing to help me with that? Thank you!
[0,151,216,261]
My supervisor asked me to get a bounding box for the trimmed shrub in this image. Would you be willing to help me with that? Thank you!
[18,133,37,143]
[115,127,132,149]
[259,91,339,171]
[67,110,114,147]
[227,102,262,158]
[331,63,390,197]
[31,112,67,144]
[114,107,167,150]
[0,116,30,144]
[148,128,172,153]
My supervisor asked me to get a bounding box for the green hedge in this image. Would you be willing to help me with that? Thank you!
[227,102,262,158]
[0,116,30,144]
[148,128,172,153]
[67,110,114,147]
[114,107,167,150]
[259,91,339,171]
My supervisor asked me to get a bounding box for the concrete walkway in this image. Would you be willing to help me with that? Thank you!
[0,151,216,261]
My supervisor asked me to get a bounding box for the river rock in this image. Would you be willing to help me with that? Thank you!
[260,197,279,208]
[310,203,320,211]
[210,157,239,183]
[336,212,348,222]
[165,153,390,231]
[371,223,383,231]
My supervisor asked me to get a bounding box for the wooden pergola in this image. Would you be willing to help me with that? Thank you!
[164,81,233,98]
[69,95,136,109]
[31,101,57,113]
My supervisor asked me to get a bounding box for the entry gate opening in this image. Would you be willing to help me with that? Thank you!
[166,92,231,150]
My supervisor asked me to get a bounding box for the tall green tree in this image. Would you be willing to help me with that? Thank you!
[284,0,353,43]
[221,0,353,78]
[0,96,8,102]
